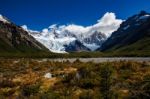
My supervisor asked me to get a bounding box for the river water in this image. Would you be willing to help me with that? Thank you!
[39,57,150,63]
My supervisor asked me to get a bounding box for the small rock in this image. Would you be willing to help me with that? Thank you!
[44,73,52,78]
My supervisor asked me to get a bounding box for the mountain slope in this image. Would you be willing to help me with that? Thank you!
[27,26,107,53]
[99,11,150,56]
[0,15,49,54]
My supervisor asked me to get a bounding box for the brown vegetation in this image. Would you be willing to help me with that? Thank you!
[0,59,150,98]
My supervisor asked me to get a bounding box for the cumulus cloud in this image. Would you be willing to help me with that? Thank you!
[64,24,89,34]
[22,12,123,37]
[45,12,123,37]
[48,24,57,29]
[93,12,123,36]
[42,28,49,33]
[97,12,120,26]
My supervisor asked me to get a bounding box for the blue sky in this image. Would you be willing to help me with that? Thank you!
[0,0,150,30]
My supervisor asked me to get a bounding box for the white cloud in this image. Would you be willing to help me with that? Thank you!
[42,28,49,33]
[97,12,120,26]
[44,12,123,37]
[48,24,57,29]
[93,12,123,36]
[59,25,66,29]
[22,12,123,37]
[64,24,89,34]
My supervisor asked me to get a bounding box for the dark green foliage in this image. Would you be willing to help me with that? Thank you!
[62,73,76,83]
[79,79,96,89]
[40,89,60,99]
[99,64,113,99]
[0,78,16,88]
[22,83,40,97]
[79,90,93,99]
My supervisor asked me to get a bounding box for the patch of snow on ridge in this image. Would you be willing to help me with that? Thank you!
[83,43,100,51]
[123,25,130,30]
[139,14,150,20]
[0,14,10,23]
[21,25,39,33]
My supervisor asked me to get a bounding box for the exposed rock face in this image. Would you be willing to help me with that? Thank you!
[65,40,90,52]
[0,15,49,53]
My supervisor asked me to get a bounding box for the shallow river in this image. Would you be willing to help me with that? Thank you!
[40,57,150,63]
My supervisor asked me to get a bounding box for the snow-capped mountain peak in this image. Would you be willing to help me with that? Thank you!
[21,12,123,53]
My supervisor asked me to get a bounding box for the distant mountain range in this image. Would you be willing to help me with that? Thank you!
[27,28,107,53]
[22,12,122,53]
[0,11,150,56]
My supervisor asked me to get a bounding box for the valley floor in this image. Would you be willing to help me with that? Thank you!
[0,58,150,98]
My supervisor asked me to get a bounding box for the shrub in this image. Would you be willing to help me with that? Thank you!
[79,90,93,99]
[79,79,95,89]
[21,83,40,97]
[99,64,113,99]
[40,89,60,99]
[62,73,76,83]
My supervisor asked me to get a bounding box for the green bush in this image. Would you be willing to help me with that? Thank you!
[99,64,114,99]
